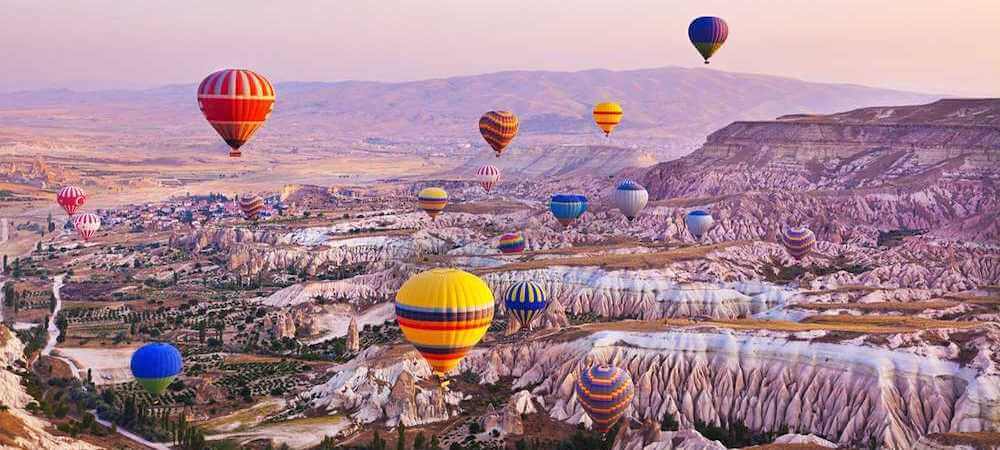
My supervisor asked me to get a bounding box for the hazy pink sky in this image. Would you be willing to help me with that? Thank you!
[3,0,998,96]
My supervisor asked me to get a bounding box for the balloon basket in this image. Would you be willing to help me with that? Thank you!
[229,150,241,157]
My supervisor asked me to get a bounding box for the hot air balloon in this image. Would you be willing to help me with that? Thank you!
[688,16,728,64]
[685,209,715,240]
[592,102,623,136]
[575,365,635,433]
[56,186,86,217]
[475,164,501,193]
[197,69,276,157]
[238,193,264,221]
[612,179,648,221]
[73,213,101,241]
[549,194,588,227]
[395,268,494,375]
[504,281,548,330]
[130,342,183,395]
[417,187,448,221]
[781,226,816,260]
[479,111,519,157]
[498,232,526,255]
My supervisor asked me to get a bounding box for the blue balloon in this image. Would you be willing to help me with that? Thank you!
[688,16,729,63]
[130,342,183,395]
[504,281,548,328]
[550,194,588,227]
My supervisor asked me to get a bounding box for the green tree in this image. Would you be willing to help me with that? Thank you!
[413,432,427,450]
[397,423,406,450]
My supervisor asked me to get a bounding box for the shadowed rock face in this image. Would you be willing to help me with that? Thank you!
[638,99,1000,244]
[462,329,1000,450]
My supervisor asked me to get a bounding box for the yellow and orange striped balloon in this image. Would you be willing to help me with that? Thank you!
[592,102,623,136]
[417,187,448,220]
[479,111,519,157]
[395,268,495,374]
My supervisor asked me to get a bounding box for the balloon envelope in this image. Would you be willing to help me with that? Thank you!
[479,111,519,157]
[592,102,623,136]
[56,186,87,216]
[575,365,635,433]
[73,213,101,241]
[612,179,648,221]
[688,16,728,63]
[549,194,588,227]
[197,69,276,157]
[685,210,715,239]
[130,342,183,395]
[475,164,501,193]
[498,232,526,254]
[238,193,264,221]
[781,226,816,260]
[395,268,494,374]
[417,187,449,220]
[504,281,548,328]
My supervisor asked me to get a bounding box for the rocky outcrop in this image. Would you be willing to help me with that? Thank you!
[346,315,360,353]
[613,424,726,450]
[0,326,100,450]
[771,433,838,447]
[462,329,1000,450]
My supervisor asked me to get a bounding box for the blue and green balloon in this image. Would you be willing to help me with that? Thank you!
[130,343,183,395]
[689,16,728,64]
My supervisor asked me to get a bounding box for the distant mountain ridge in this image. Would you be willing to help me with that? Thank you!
[0,67,936,146]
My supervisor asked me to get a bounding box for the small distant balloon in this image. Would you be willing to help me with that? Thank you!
[197,69,276,157]
[685,209,715,240]
[781,226,816,260]
[130,342,183,395]
[73,213,101,241]
[238,193,264,221]
[498,232,526,254]
[479,111,519,157]
[549,194,588,227]
[475,164,501,193]
[688,16,728,64]
[592,102,623,136]
[417,187,449,220]
[56,186,86,217]
[612,179,648,221]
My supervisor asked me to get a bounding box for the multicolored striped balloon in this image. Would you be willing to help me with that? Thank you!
[417,187,449,221]
[475,164,501,193]
[238,193,264,221]
[504,281,548,329]
[781,226,816,260]
[498,232,526,254]
[688,16,728,64]
[611,179,648,221]
[130,342,183,395]
[592,102,623,136]
[197,69,276,157]
[73,213,101,241]
[550,194,588,227]
[685,209,715,240]
[575,365,635,433]
[395,268,494,375]
[56,186,87,217]
[479,111,519,157]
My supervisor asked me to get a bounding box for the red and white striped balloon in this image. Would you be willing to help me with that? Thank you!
[73,213,101,241]
[197,69,276,157]
[56,186,87,216]
[475,164,501,193]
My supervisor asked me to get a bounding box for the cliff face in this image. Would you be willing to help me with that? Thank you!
[0,327,100,450]
[638,99,1000,243]
[462,328,1000,450]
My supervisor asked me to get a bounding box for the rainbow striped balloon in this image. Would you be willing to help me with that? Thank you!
[417,187,448,220]
[395,268,494,375]
[781,226,816,260]
[575,365,635,433]
[504,281,548,329]
[479,111,519,157]
[498,232,526,254]
[688,16,729,64]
